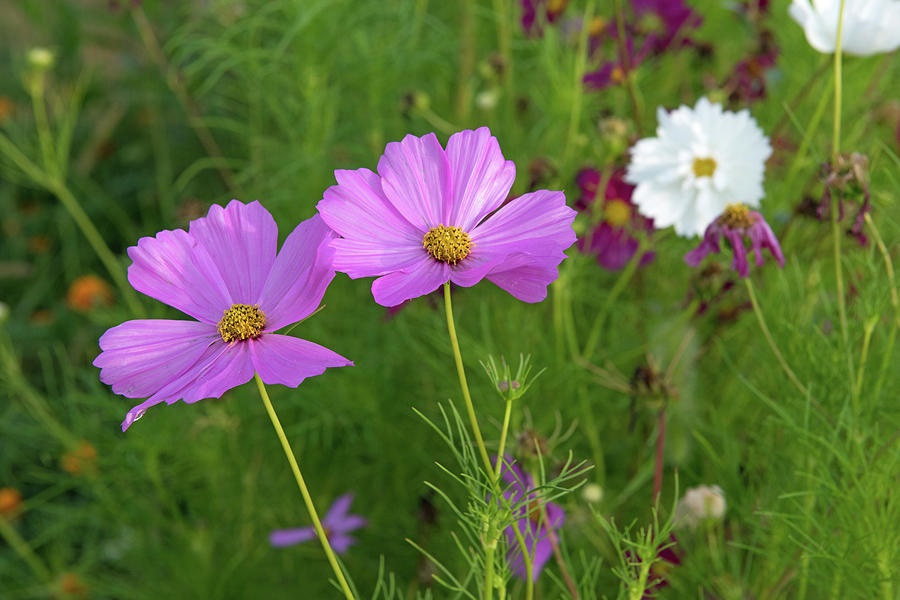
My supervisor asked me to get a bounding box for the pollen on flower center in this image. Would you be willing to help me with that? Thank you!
[692,157,717,178]
[423,225,472,264]
[604,199,631,227]
[718,204,757,229]
[217,304,266,343]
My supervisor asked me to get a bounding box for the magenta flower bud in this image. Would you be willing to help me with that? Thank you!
[684,204,784,278]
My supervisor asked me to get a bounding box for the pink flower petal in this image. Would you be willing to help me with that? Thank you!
[249,334,353,388]
[258,214,337,330]
[269,526,316,547]
[329,237,426,279]
[370,257,450,307]
[469,190,576,256]
[127,229,232,323]
[319,168,422,243]
[448,250,507,288]
[188,200,278,305]
[486,252,567,303]
[121,340,255,431]
[445,127,516,231]
[377,133,451,229]
[325,493,355,522]
[94,319,218,401]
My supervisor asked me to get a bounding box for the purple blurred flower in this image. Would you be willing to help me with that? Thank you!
[93,201,353,431]
[520,0,569,36]
[497,457,565,582]
[270,493,367,554]
[583,0,701,90]
[317,127,576,307]
[684,204,784,278]
[576,169,655,271]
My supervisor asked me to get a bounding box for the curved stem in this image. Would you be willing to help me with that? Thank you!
[744,278,809,398]
[494,399,514,481]
[443,283,494,476]
[254,374,356,600]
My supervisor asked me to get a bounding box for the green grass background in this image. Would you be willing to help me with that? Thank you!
[1,0,899,597]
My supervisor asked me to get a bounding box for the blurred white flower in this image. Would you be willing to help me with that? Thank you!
[625,98,771,238]
[27,47,55,70]
[475,89,499,111]
[674,484,726,528]
[789,0,900,56]
[582,483,603,504]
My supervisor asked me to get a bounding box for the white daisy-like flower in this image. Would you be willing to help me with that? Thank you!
[625,98,772,238]
[674,484,726,529]
[789,0,900,56]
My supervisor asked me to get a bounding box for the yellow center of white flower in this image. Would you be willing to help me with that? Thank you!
[718,204,756,229]
[604,199,631,227]
[692,157,717,178]
[423,225,472,264]
[217,304,266,343]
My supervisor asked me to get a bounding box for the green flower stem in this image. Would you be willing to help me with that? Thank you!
[28,77,57,178]
[563,1,593,166]
[254,374,356,600]
[582,238,647,360]
[613,0,644,136]
[0,514,52,582]
[864,214,900,401]
[831,0,856,408]
[442,282,494,477]
[442,283,534,597]
[455,0,476,121]
[484,536,496,600]
[494,399,514,482]
[744,278,810,399]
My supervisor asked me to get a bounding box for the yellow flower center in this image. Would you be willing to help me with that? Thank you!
[611,67,625,83]
[588,16,608,36]
[604,199,631,227]
[718,204,757,229]
[692,157,717,178]
[423,225,472,264]
[217,304,266,343]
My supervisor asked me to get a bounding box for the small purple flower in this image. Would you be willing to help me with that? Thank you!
[93,201,353,431]
[625,534,681,597]
[684,204,784,278]
[317,127,576,307]
[270,493,367,554]
[497,457,565,582]
[576,169,655,271]
[520,0,569,36]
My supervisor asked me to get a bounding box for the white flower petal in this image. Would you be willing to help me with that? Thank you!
[789,0,900,56]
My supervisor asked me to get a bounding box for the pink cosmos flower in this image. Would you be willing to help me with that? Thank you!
[684,204,784,278]
[316,127,576,307]
[93,200,353,432]
[270,493,367,554]
[496,457,565,582]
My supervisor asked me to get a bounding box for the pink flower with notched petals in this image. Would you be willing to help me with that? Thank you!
[93,200,353,432]
[316,127,577,307]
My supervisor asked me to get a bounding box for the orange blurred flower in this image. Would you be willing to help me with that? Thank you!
[66,275,114,312]
[61,441,98,476]
[0,96,13,125]
[0,487,22,518]
[57,572,88,599]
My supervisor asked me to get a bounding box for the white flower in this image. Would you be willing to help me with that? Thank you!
[789,0,900,56]
[582,483,603,504]
[625,98,771,238]
[674,485,726,528]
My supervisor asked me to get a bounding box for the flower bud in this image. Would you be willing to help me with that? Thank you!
[674,484,726,528]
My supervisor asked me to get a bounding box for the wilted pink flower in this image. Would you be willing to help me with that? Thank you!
[270,493,367,554]
[94,201,353,431]
[684,204,784,278]
[317,127,576,307]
